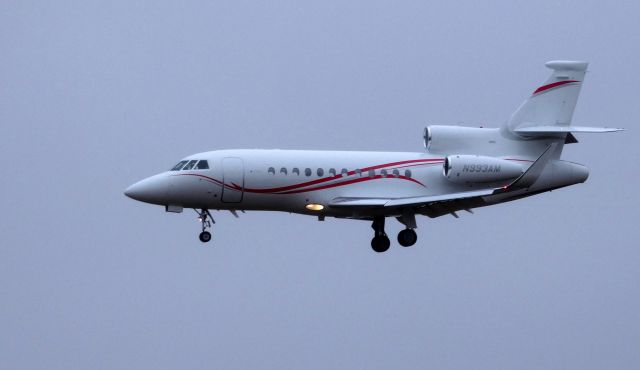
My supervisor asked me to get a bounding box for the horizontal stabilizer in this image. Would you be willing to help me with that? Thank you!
[514,125,624,135]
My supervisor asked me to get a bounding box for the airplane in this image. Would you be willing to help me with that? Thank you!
[125,61,623,252]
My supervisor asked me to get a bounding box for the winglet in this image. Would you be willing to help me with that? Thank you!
[503,142,557,190]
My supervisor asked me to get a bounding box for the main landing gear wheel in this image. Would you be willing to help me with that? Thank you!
[199,231,212,243]
[371,235,391,253]
[195,208,215,243]
[397,229,417,247]
[370,216,390,253]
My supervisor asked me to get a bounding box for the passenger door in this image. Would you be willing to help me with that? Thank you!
[221,157,244,203]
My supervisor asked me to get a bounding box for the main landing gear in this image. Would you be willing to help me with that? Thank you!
[397,228,418,247]
[196,208,214,243]
[371,217,391,253]
[370,215,418,252]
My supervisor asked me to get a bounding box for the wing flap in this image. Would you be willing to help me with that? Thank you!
[383,189,496,207]
[329,198,389,208]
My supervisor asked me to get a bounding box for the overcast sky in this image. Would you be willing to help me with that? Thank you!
[1,1,639,369]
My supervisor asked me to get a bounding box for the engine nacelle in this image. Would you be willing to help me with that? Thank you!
[443,155,524,184]
[424,125,503,155]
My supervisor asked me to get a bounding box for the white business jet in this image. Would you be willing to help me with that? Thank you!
[125,61,622,252]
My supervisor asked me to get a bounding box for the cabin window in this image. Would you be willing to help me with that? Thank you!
[171,160,188,171]
[317,168,324,177]
[196,160,209,170]
[292,168,300,175]
[355,169,362,176]
[405,169,412,178]
[368,169,375,178]
[329,168,336,176]
[381,169,388,176]
[305,168,312,176]
[392,169,400,177]
[182,160,197,170]
[280,167,288,175]
[341,168,349,176]
[268,167,275,175]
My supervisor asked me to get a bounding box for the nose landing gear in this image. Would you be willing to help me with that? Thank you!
[196,208,215,243]
[199,231,212,243]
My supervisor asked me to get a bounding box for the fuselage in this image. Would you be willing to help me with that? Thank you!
[124,149,586,219]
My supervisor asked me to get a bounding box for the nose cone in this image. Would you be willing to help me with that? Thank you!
[124,173,170,205]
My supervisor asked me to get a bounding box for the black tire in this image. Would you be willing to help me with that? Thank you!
[397,229,417,247]
[199,231,212,243]
[371,235,391,253]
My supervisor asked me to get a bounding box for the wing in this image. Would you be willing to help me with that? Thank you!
[329,189,497,209]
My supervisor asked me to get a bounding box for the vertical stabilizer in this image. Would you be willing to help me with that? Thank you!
[506,61,588,133]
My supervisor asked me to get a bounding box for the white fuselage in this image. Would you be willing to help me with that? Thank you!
[125,148,586,219]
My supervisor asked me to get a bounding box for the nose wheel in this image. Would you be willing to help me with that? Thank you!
[196,208,215,243]
[199,231,212,242]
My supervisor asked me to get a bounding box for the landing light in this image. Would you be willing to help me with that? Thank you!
[305,203,324,211]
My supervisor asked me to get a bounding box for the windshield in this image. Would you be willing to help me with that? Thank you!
[196,160,209,169]
[182,160,198,170]
[170,159,210,171]
[170,160,188,171]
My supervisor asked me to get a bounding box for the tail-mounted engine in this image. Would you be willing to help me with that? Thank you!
[443,155,524,184]
[424,125,504,155]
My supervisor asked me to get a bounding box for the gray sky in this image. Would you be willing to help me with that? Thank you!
[1,1,639,369]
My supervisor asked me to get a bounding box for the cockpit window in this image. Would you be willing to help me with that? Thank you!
[171,160,188,171]
[182,160,197,170]
[196,160,209,170]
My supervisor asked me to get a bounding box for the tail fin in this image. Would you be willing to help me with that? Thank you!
[506,61,588,133]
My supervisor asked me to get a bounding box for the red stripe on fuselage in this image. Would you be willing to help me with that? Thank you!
[173,173,223,185]
[174,172,425,194]
[242,158,442,193]
[278,175,424,194]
